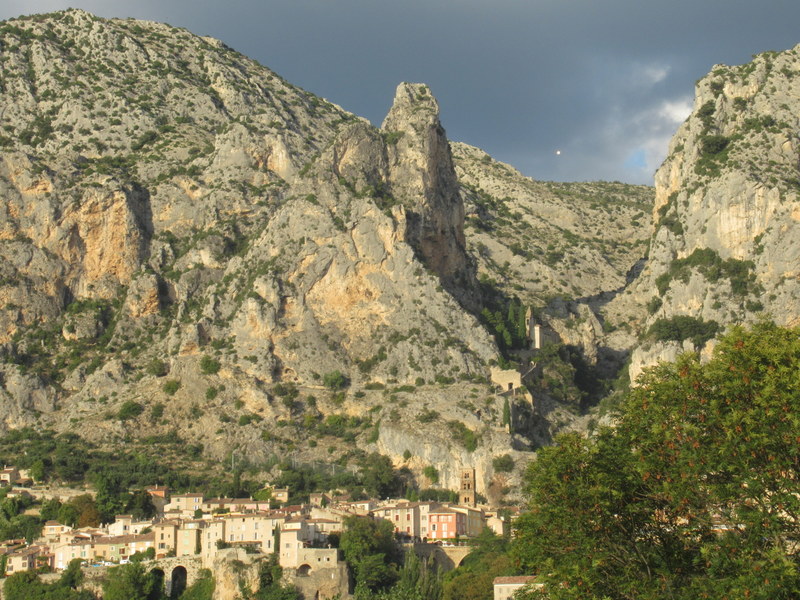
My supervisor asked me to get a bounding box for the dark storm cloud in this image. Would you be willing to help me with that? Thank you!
[2,0,799,184]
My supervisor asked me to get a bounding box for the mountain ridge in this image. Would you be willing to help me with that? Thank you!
[0,9,657,497]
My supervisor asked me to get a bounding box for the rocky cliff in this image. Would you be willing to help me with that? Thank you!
[608,45,800,381]
[0,9,497,484]
[0,10,655,493]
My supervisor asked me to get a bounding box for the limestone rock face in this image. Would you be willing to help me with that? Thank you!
[123,273,162,318]
[209,549,262,600]
[451,142,653,306]
[61,182,151,297]
[616,45,800,378]
[0,10,510,478]
[0,9,661,490]
[382,83,474,301]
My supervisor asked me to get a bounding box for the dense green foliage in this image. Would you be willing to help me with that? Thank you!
[341,515,402,593]
[199,355,221,375]
[446,421,479,452]
[480,299,528,355]
[4,559,93,600]
[354,550,443,600]
[322,370,349,390]
[655,247,759,297]
[253,556,300,600]
[102,562,163,600]
[513,322,800,599]
[118,400,145,421]
[271,453,409,503]
[529,342,591,408]
[491,454,515,473]
[647,315,720,347]
[177,568,215,600]
[442,529,515,600]
[0,428,242,522]
[0,489,43,542]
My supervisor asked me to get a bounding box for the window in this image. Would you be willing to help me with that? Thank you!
[406,514,410,520]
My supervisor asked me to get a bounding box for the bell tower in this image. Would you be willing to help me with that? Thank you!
[460,468,476,506]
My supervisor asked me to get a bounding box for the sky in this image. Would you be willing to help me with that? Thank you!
[1,1,799,185]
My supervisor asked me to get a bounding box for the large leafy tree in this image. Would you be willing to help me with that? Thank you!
[102,562,162,600]
[353,550,443,600]
[341,515,401,592]
[513,322,800,599]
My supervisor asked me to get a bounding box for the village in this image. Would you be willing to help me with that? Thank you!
[0,466,537,599]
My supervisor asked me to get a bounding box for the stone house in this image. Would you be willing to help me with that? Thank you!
[200,519,226,561]
[176,520,203,556]
[272,488,289,504]
[52,539,94,570]
[221,511,285,553]
[450,505,485,538]
[279,517,331,569]
[291,547,340,577]
[335,499,376,515]
[306,517,341,536]
[309,506,349,527]
[309,493,331,507]
[164,493,204,517]
[372,502,421,539]
[5,545,48,574]
[427,507,466,540]
[153,520,180,557]
[92,532,155,562]
[146,486,170,515]
[42,520,73,542]
[107,514,152,537]
[0,467,20,486]
[371,501,474,540]
[484,510,510,537]
[493,576,542,600]
[146,485,169,499]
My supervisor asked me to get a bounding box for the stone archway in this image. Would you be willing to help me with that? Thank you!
[169,565,188,598]
[297,563,312,577]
